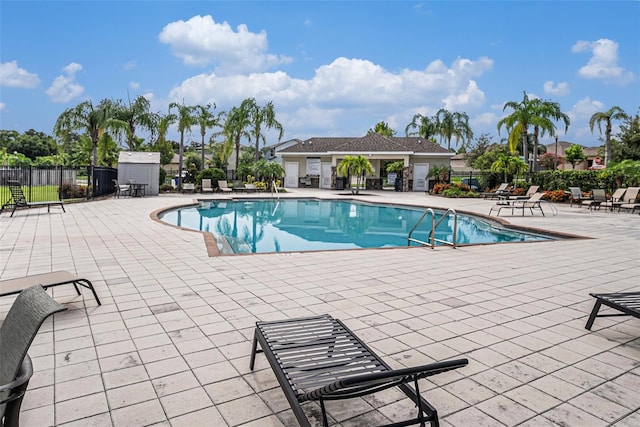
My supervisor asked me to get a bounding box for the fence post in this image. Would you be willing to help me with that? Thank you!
[28,165,33,202]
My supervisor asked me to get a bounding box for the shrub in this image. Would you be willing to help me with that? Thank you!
[196,168,226,187]
[59,182,86,199]
[542,189,569,202]
[160,183,174,192]
[255,181,267,190]
[159,167,166,186]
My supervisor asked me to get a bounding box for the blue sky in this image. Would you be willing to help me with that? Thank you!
[1,1,638,149]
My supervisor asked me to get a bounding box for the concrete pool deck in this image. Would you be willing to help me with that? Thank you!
[1,189,638,426]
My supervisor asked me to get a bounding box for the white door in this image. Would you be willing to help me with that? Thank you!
[413,163,429,191]
[285,162,298,188]
[320,163,332,189]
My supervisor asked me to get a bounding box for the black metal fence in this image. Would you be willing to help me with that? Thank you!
[0,166,118,204]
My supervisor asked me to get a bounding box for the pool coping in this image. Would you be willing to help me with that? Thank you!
[150,197,589,257]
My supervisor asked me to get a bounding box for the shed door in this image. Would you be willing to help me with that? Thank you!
[285,162,298,188]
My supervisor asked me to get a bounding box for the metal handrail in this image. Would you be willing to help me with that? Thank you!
[407,208,458,249]
[271,180,280,199]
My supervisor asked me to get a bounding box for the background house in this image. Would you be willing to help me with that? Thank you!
[544,141,601,170]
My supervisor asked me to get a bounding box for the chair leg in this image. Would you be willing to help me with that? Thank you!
[249,331,259,370]
[585,299,602,330]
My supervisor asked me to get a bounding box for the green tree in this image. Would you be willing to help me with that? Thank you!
[614,113,640,161]
[497,91,538,158]
[590,106,629,166]
[0,130,20,150]
[247,99,284,162]
[465,133,494,168]
[368,121,396,137]
[209,125,235,170]
[115,95,157,150]
[168,102,196,189]
[436,108,474,150]
[405,113,438,142]
[54,99,125,167]
[529,99,570,171]
[490,153,528,183]
[224,100,253,173]
[98,133,120,167]
[194,103,222,171]
[337,155,374,195]
[153,113,177,165]
[564,144,586,169]
[7,129,57,160]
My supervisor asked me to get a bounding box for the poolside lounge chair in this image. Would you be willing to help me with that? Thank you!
[509,185,540,200]
[617,187,640,212]
[244,183,257,192]
[201,179,214,193]
[217,181,233,193]
[112,179,130,198]
[585,292,640,330]
[0,285,67,427]
[250,314,468,427]
[600,188,627,211]
[568,187,589,207]
[0,271,101,305]
[489,192,545,217]
[581,189,607,210]
[0,180,65,217]
[482,183,510,199]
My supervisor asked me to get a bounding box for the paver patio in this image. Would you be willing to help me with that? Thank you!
[1,189,638,426]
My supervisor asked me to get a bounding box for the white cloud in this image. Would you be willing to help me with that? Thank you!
[543,81,569,96]
[158,15,292,74]
[45,62,84,103]
[0,61,40,88]
[123,60,136,70]
[167,56,493,136]
[568,97,606,142]
[130,81,140,90]
[572,38,635,85]
[0,102,5,111]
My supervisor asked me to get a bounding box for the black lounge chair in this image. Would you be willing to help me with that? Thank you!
[249,314,468,427]
[0,285,67,427]
[0,180,65,217]
[0,271,101,305]
[585,292,640,330]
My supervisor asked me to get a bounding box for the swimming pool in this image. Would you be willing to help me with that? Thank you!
[158,198,551,255]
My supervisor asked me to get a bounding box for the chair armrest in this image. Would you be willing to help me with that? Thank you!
[0,355,33,403]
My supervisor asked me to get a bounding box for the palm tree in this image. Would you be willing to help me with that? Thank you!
[497,91,538,159]
[224,100,253,174]
[337,155,375,195]
[589,106,628,167]
[529,99,570,171]
[490,153,528,183]
[54,99,125,167]
[168,102,196,190]
[247,99,284,162]
[194,103,221,171]
[436,109,474,150]
[405,113,438,141]
[115,95,157,150]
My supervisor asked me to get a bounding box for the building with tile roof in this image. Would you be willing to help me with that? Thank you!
[277,133,454,191]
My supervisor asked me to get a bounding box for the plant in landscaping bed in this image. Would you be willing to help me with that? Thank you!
[542,189,569,202]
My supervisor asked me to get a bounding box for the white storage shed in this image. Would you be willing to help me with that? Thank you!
[117,152,161,196]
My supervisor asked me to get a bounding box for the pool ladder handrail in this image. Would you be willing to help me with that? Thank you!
[407,208,458,249]
[271,180,280,199]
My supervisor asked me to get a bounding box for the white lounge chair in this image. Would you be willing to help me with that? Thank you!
[201,179,214,193]
[217,181,233,193]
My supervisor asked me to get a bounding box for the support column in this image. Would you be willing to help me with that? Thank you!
[402,166,409,192]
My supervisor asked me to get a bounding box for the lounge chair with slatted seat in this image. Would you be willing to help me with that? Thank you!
[0,180,65,217]
[201,179,214,193]
[249,314,468,427]
[585,292,640,330]
[568,187,590,207]
[0,271,101,305]
[0,285,67,427]
[600,188,627,211]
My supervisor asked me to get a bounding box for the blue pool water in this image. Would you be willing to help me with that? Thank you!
[159,199,550,254]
